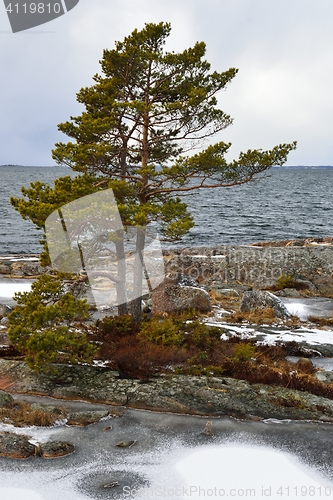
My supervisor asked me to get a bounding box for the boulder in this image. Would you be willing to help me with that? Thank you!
[0,264,11,275]
[0,304,12,316]
[0,390,13,407]
[315,371,333,384]
[152,279,211,314]
[0,432,36,458]
[239,290,291,319]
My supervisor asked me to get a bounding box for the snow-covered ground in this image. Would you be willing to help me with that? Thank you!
[204,299,333,354]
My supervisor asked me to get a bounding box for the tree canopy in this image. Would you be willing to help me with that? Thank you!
[11,21,296,321]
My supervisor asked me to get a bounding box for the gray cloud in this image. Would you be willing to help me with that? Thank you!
[0,0,332,165]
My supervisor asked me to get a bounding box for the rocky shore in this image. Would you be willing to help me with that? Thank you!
[1,238,333,296]
[163,239,333,296]
[1,240,333,435]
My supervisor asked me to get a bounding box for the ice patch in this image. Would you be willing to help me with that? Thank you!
[0,280,33,298]
[285,302,310,320]
[0,489,44,500]
[137,444,332,499]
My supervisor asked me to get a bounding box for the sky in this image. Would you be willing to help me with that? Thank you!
[0,0,333,166]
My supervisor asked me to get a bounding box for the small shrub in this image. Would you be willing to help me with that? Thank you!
[94,315,139,342]
[276,273,295,290]
[107,335,187,379]
[233,343,256,361]
[139,316,185,347]
[7,274,95,373]
[185,322,222,351]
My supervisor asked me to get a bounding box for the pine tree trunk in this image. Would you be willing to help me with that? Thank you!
[131,227,145,324]
[114,230,128,316]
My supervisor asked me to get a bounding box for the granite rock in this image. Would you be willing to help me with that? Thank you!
[0,389,13,407]
[152,279,211,314]
[239,290,291,319]
[0,432,36,458]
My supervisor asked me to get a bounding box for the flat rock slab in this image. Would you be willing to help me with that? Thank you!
[67,410,110,426]
[1,360,333,422]
[40,441,75,458]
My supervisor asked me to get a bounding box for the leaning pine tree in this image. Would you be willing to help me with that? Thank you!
[12,22,296,323]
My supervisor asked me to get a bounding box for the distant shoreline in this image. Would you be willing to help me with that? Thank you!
[0,164,63,168]
[1,164,333,169]
[272,165,333,169]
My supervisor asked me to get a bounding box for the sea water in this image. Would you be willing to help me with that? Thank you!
[1,166,333,254]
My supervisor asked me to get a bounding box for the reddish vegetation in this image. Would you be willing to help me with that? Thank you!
[89,314,333,400]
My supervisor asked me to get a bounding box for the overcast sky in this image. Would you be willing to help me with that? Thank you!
[0,0,332,166]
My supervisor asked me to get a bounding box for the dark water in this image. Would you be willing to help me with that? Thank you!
[0,166,73,254]
[1,166,332,254]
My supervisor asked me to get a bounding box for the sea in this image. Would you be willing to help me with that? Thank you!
[0,165,333,254]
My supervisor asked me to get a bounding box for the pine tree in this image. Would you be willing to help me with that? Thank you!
[11,22,296,322]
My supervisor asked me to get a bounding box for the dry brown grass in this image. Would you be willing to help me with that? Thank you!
[222,307,302,328]
[284,315,303,328]
[224,307,279,325]
[208,290,240,310]
[0,402,65,427]
[220,357,333,397]
[308,316,333,327]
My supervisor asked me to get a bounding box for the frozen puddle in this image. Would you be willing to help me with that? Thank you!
[0,443,332,500]
[169,444,332,500]
[284,301,310,320]
[1,407,333,500]
[282,297,333,320]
